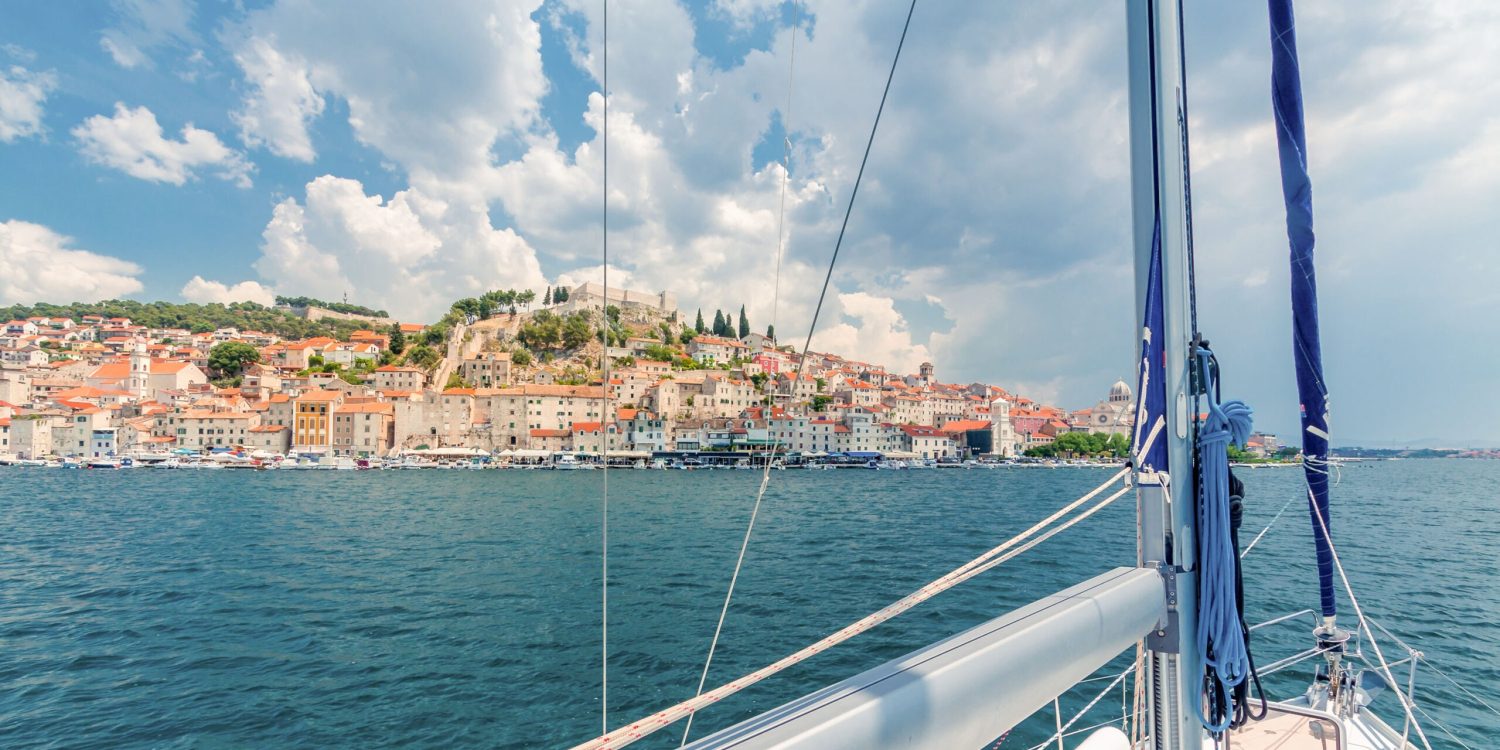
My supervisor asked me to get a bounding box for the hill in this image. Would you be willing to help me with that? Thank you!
[0,299,387,342]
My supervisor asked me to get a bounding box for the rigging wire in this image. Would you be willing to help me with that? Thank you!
[1306,495,1435,750]
[677,0,914,742]
[599,0,610,735]
[679,4,801,746]
[1026,662,1138,750]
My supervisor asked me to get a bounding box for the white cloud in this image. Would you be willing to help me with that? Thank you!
[0,64,56,142]
[0,220,144,304]
[180,276,277,306]
[231,37,324,162]
[229,0,546,175]
[251,175,545,321]
[815,292,934,375]
[99,0,195,69]
[73,103,254,187]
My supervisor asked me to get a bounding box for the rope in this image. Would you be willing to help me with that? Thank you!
[680,9,801,746]
[1194,348,1254,734]
[568,470,1129,750]
[599,0,610,733]
[1239,493,1296,559]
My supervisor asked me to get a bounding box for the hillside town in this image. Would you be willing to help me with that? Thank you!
[0,283,1284,466]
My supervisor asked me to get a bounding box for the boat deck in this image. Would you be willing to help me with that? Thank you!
[1220,702,1413,750]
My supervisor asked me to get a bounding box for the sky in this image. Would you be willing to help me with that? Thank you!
[0,1,1496,446]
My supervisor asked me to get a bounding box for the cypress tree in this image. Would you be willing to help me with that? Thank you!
[738,305,749,339]
[695,308,706,333]
[544,286,553,305]
[713,309,726,336]
[766,324,775,341]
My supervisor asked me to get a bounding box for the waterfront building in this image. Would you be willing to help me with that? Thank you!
[172,410,257,451]
[292,390,343,455]
[901,424,956,459]
[333,402,395,456]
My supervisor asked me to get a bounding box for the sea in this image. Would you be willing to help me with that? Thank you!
[1,460,1494,749]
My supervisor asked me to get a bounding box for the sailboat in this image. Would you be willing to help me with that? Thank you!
[568,1,1463,748]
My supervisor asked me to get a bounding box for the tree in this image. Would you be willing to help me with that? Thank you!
[766,324,775,341]
[695,309,706,333]
[562,313,593,349]
[388,322,406,355]
[554,286,570,303]
[678,330,696,345]
[712,309,726,336]
[444,372,471,390]
[544,286,553,305]
[511,348,533,366]
[208,341,260,378]
[405,344,440,370]
[642,344,677,362]
[738,305,749,339]
[811,394,833,412]
[518,289,537,310]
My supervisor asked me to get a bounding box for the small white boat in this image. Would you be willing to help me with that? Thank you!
[554,454,581,470]
[86,457,123,469]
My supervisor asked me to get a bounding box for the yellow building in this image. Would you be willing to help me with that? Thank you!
[292,390,343,454]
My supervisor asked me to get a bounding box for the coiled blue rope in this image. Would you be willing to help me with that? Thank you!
[1195,349,1253,733]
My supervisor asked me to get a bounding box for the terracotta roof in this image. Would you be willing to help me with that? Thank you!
[940,420,992,434]
[530,428,569,437]
[181,410,254,420]
[337,403,393,415]
[572,421,603,432]
[296,390,342,403]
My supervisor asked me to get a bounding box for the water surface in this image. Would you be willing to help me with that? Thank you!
[1,461,1494,748]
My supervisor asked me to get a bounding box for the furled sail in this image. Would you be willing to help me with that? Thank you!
[1266,0,1336,619]
[1132,219,1168,474]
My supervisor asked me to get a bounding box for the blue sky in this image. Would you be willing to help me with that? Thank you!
[1,1,1496,446]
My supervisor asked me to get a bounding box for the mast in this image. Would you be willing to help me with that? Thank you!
[1128,0,1202,748]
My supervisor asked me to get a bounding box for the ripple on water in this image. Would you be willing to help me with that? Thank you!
[0,462,1494,749]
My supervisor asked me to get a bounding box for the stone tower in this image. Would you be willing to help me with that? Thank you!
[128,343,150,401]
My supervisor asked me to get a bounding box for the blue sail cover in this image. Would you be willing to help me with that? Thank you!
[1267,0,1336,619]
[1132,219,1168,474]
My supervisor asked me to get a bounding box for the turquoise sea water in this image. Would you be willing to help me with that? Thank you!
[1,461,1494,749]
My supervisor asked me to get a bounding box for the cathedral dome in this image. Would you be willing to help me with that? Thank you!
[1109,379,1132,403]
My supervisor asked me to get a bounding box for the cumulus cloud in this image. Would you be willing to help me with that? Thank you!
[229,0,545,176]
[180,276,277,306]
[0,64,56,142]
[231,37,324,162]
[99,0,196,69]
[198,0,1497,440]
[251,175,545,320]
[0,220,144,304]
[815,292,934,375]
[73,103,254,187]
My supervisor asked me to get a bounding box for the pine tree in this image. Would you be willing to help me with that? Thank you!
[713,309,726,337]
[544,286,553,305]
[738,305,749,339]
[388,321,407,355]
[695,308,706,333]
